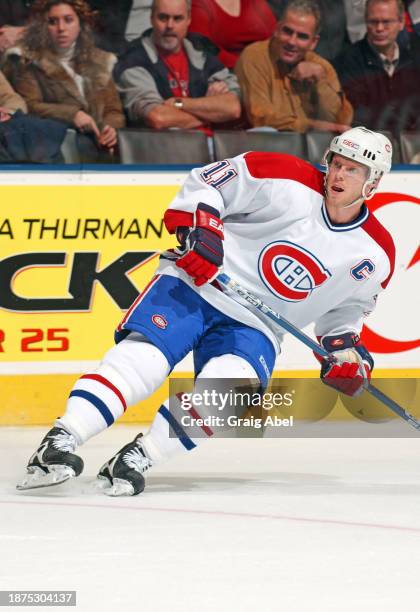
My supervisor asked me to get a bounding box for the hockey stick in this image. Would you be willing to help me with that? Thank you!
[216,272,420,431]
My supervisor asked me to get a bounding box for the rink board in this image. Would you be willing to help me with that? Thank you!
[1,368,419,426]
[0,167,419,424]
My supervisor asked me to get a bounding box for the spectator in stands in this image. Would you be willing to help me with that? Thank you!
[0,68,69,163]
[0,68,27,115]
[87,1,152,55]
[334,0,420,135]
[235,0,353,133]
[344,0,420,44]
[114,0,241,130]
[5,0,125,158]
[0,1,35,53]
[188,0,277,69]
[267,0,351,61]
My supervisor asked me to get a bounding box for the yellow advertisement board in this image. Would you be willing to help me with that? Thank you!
[0,178,182,424]
[0,184,177,363]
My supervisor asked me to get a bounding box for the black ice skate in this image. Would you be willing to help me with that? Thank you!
[17,427,84,491]
[97,434,153,497]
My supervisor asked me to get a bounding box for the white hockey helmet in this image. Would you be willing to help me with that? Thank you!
[324,127,392,179]
[323,127,393,204]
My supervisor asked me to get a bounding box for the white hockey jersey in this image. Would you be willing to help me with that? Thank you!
[157,152,395,354]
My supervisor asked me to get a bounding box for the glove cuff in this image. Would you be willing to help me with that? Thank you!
[320,332,374,372]
[194,203,224,239]
[164,209,194,234]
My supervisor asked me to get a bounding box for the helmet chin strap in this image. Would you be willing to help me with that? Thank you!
[342,194,364,209]
[342,178,378,209]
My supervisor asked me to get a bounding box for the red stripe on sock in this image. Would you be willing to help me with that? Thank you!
[188,407,214,437]
[175,392,214,437]
[81,374,127,412]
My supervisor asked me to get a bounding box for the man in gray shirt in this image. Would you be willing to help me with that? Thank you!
[114,0,241,129]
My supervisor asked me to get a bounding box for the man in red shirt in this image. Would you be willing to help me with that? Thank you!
[114,0,241,129]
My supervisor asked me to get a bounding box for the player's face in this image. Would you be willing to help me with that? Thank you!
[152,0,191,54]
[366,0,403,53]
[325,154,369,209]
[47,3,81,49]
[273,9,319,65]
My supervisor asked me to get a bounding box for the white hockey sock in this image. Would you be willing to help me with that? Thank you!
[57,372,127,445]
[58,335,170,445]
[141,397,206,464]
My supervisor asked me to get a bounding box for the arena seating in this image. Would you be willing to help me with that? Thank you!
[58,127,418,166]
[213,130,306,160]
[60,129,81,164]
[306,131,335,164]
[118,128,211,164]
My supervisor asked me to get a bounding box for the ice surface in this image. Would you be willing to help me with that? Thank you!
[1,426,420,611]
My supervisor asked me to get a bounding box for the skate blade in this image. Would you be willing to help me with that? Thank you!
[94,474,112,491]
[104,478,135,497]
[16,465,76,491]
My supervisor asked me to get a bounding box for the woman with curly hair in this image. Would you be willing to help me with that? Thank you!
[6,0,125,155]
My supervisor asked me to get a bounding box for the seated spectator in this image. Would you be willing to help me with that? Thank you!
[0,1,35,53]
[0,68,27,115]
[189,0,277,69]
[267,0,351,61]
[0,68,68,163]
[87,1,152,55]
[334,0,420,135]
[4,0,125,159]
[411,152,420,162]
[114,0,241,130]
[343,0,420,45]
[235,0,353,133]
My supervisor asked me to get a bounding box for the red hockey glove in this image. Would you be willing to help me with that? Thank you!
[319,333,374,397]
[164,203,224,287]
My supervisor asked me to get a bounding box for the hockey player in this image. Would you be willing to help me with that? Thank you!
[18,127,395,496]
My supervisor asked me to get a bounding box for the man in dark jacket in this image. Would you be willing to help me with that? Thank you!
[114,0,241,129]
[334,0,420,134]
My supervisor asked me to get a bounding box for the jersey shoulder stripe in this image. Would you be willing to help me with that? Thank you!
[362,213,396,288]
[243,152,324,195]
